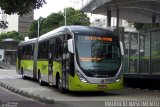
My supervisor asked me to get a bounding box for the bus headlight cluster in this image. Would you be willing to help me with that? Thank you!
[116,73,122,82]
[76,71,88,83]
[116,78,120,82]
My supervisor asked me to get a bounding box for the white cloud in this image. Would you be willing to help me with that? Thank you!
[34,0,104,23]
[34,0,73,19]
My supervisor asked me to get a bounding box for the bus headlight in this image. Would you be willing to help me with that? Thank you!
[116,78,120,82]
[77,71,88,83]
[116,73,123,82]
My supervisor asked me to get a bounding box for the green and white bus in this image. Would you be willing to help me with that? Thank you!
[16,26,124,92]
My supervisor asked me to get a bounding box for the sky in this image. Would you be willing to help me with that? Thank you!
[34,0,105,22]
[34,0,78,19]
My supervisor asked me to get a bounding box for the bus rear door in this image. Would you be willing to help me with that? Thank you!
[48,39,55,85]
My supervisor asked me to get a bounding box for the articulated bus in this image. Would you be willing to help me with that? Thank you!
[16,26,124,92]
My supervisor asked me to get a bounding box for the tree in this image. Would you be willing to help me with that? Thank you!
[0,0,46,29]
[28,17,46,39]
[42,13,64,34]
[28,20,38,39]
[64,7,90,26]
[0,0,46,16]
[0,31,24,41]
[28,7,90,38]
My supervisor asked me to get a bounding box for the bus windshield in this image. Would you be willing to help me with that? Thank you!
[75,35,121,78]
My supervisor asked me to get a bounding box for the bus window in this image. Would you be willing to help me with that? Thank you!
[38,41,49,60]
[55,37,62,59]
[44,41,49,59]
[18,46,22,59]
[58,38,62,58]
[22,46,25,59]
[30,44,34,59]
[49,38,55,60]
[21,45,33,59]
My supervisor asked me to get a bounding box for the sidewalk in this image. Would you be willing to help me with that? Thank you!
[0,77,55,104]
[0,61,16,70]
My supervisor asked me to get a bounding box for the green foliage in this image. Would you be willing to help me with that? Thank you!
[28,7,90,38]
[42,13,64,34]
[0,0,46,29]
[28,20,38,39]
[0,0,46,16]
[0,31,24,41]
[65,7,90,25]
[28,17,46,38]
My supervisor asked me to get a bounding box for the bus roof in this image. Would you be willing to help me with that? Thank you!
[19,26,116,45]
[65,26,115,36]
[18,38,37,46]
[39,26,116,40]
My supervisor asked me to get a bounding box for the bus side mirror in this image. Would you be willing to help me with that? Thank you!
[67,39,74,53]
[120,41,124,56]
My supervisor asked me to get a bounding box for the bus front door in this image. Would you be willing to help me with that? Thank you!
[62,41,69,89]
[48,39,56,85]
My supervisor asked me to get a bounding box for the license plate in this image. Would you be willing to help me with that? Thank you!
[98,85,107,89]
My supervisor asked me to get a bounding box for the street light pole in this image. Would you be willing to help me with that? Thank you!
[37,17,43,37]
[38,19,40,38]
[64,7,67,26]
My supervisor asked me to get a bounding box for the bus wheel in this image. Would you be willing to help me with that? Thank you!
[38,72,45,86]
[57,77,65,93]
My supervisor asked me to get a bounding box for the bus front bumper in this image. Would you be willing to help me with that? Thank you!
[69,76,123,91]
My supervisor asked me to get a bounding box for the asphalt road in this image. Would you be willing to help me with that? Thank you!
[0,69,160,107]
[0,86,54,107]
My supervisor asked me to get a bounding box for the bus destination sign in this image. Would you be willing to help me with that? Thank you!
[85,36,113,42]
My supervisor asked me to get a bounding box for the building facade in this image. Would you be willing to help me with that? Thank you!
[18,11,34,37]
[0,9,33,65]
[0,9,33,37]
[0,14,19,33]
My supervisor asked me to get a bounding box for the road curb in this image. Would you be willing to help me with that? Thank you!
[0,81,54,104]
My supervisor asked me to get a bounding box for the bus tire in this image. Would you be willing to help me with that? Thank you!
[57,76,65,93]
[21,68,26,79]
[38,71,45,86]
